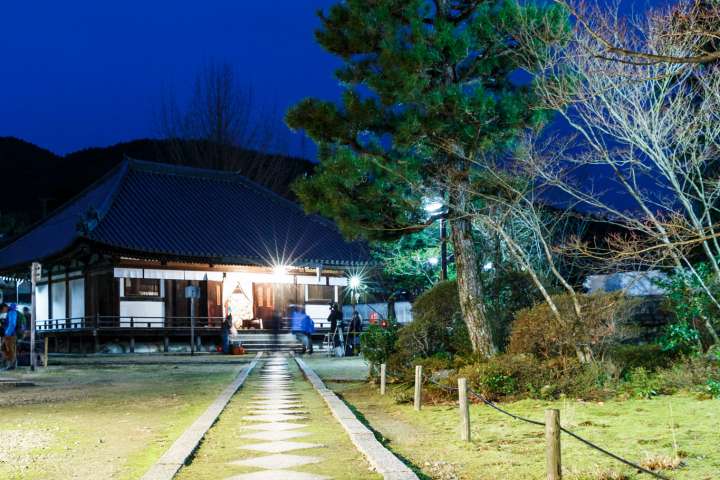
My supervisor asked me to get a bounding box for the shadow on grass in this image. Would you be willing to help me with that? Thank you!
[334,390,431,480]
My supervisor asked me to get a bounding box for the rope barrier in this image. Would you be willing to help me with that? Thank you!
[382,366,672,480]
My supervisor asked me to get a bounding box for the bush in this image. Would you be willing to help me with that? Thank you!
[622,367,660,399]
[706,379,720,398]
[453,354,612,401]
[659,321,701,355]
[483,269,541,349]
[608,344,676,377]
[360,320,399,369]
[508,292,637,361]
[390,281,471,371]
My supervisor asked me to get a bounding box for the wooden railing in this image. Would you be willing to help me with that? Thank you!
[35,316,226,331]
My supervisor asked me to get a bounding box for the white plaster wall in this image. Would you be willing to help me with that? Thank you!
[119,301,165,327]
[305,303,331,329]
[51,282,66,319]
[36,284,49,325]
[70,278,85,323]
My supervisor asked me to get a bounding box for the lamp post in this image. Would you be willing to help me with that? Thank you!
[424,200,448,281]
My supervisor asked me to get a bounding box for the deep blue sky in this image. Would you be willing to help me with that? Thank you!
[1,0,666,161]
[0,0,339,158]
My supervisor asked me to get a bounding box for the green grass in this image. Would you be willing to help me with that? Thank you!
[331,382,720,480]
[302,356,720,479]
[175,358,382,479]
[0,357,252,480]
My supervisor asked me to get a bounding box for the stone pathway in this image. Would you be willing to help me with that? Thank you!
[226,355,330,480]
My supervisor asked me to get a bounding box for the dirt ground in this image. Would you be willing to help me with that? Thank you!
[0,355,252,480]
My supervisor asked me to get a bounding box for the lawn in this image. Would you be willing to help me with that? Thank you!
[174,358,382,480]
[306,356,720,480]
[0,355,252,480]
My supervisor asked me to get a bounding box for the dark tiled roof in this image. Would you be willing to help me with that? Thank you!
[0,160,369,271]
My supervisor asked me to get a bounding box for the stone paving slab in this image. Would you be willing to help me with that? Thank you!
[243,414,307,422]
[240,441,323,454]
[230,453,323,469]
[245,422,308,432]
[226,469,330,480]
[239,430,311,442]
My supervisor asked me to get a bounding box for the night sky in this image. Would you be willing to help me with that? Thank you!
[1,0,664,161]
[0,0,339,158]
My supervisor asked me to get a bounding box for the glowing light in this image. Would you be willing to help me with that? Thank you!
[273,264,289,279]
[483,262,494,271]
[349,275,362,290]
[427,256,439,266]
[424,201,443,213]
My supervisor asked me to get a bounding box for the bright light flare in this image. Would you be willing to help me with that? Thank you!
[272,264,289,279]
[427,256,439,266]
[424,201,443,213]
[349,275,362,290]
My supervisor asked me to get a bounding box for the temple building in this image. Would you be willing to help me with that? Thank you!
[0,159,368,352]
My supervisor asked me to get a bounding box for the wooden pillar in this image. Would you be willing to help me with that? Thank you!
[414,365,423,411]
[458,378,470,442]
[65,335,71,353]
[65,266,71,329]
[43,337,49,368]
[47,266,53,321]
[93,330,100,353]
[380,364,387,396]
[545,409,562,480]
[130,337,135,354]
[164,336,170,353]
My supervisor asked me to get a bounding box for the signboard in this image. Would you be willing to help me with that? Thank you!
[184,285,201,299]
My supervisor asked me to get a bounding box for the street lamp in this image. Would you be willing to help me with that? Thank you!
[424,199,448,281]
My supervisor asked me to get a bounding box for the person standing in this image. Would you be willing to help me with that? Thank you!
[327,302,342,347]
[21,307,31,341]
[1,303,18,370]
[291,306,314,354]
[347,310,363,356]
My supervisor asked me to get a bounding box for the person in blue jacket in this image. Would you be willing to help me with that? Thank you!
[290,306,314,354]
[1,303,18,370]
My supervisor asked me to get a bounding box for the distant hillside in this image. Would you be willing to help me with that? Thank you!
[0,137,315,236]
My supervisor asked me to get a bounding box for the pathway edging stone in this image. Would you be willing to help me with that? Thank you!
[294,356,419,480]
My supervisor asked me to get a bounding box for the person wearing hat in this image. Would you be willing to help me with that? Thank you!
[1,303,18,370]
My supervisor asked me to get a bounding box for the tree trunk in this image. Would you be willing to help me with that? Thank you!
[449,192,497,357]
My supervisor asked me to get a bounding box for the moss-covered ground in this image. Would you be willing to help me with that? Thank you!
[306,356,719,480]
[0,355,251,480]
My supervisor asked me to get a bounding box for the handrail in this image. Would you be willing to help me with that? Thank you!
[34,315,228,331]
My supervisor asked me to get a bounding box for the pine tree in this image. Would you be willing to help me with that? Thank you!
[287,0,567,356]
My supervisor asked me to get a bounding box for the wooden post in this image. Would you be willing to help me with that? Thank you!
[93,329,100,353]
[458,378,470,442]
[163,336,170,353]
[380,364,387,396]
[545,409,562,480]
[43,336,49,368]
[130,337,135,354]
[414,365,423,411]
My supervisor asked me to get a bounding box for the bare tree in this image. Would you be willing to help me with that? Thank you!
[158,61,299,192]
[554,0,720,65]
[518,1,720,344]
